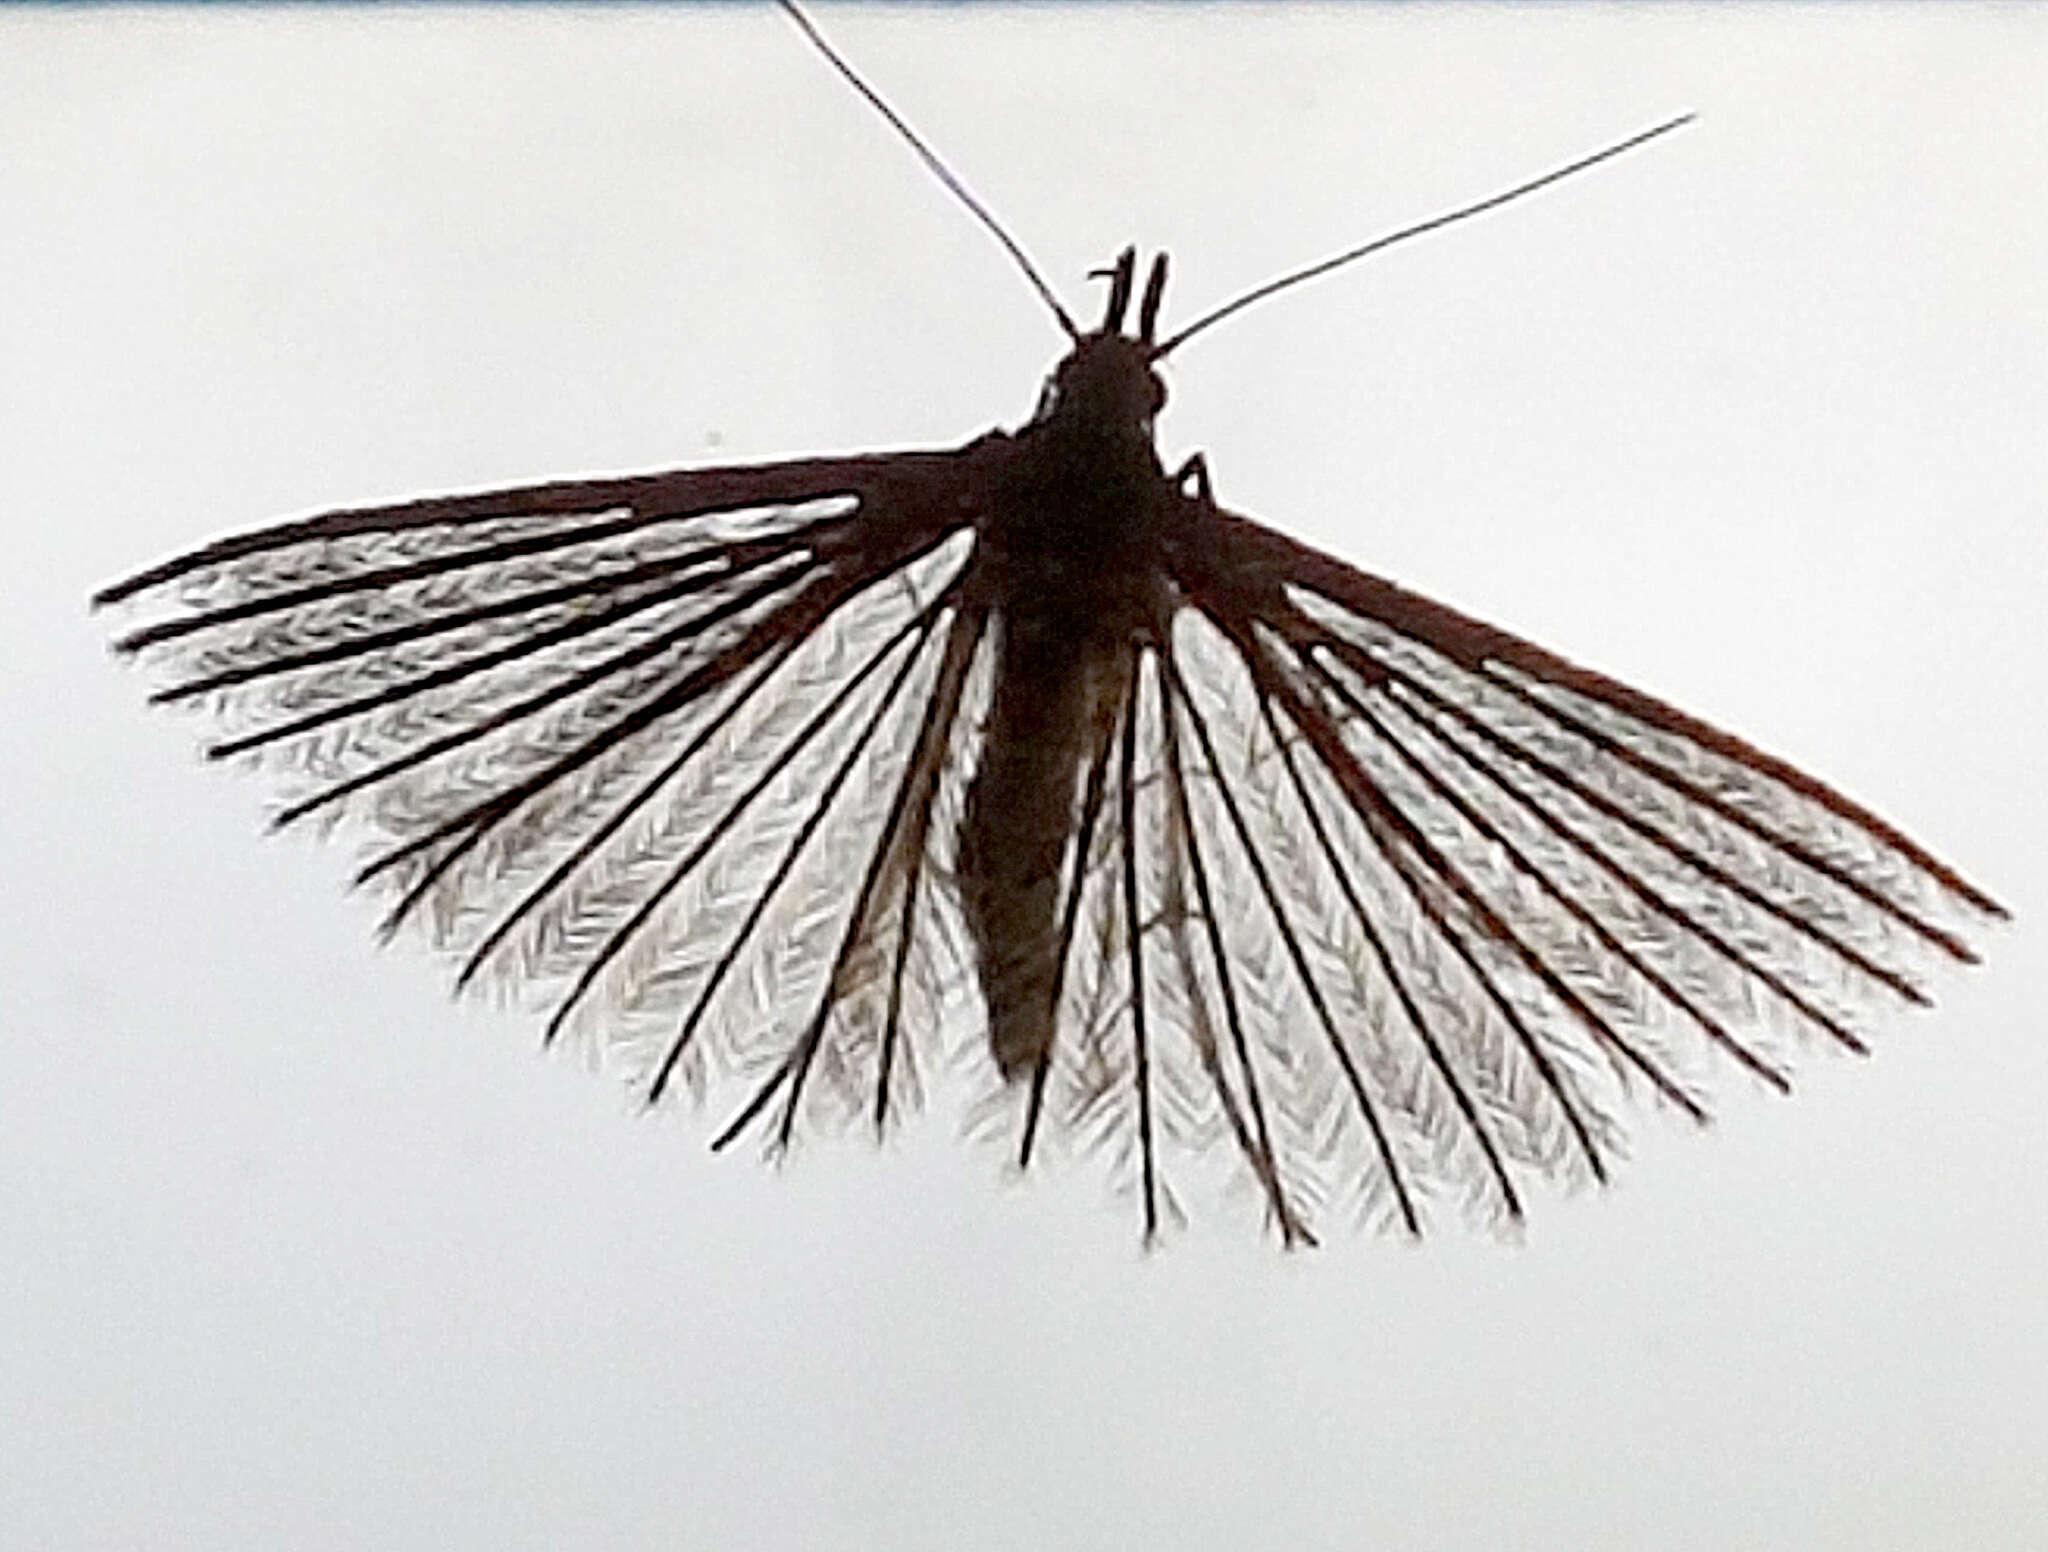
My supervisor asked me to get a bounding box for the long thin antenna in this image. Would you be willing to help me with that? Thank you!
[1155,113,1695,357]
[776,0,1080,341]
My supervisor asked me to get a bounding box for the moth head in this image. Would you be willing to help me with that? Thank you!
[1033,248,1171,431]
[1038,334,1168,432]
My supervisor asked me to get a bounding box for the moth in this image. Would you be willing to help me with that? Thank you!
[96,6,2000,1245]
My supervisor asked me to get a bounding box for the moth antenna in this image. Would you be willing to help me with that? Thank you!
[1154,112,1695,357]
[776,0,1080,340]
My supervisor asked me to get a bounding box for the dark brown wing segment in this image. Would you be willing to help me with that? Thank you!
[1098,493,2005,1236]
[97,447,1004,1131]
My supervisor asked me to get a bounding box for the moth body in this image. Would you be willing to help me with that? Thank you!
[94,216,2001,1240]
[960,256,1183,1081]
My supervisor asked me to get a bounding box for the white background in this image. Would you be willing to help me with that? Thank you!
[4,6,2043,1548]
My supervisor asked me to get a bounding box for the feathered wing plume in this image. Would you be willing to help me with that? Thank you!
[95,450,993,1129]
[97,447,2001,1244]
[1140,492,2003,1235]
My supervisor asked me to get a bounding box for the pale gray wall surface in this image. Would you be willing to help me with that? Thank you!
[3,7,2043,1548]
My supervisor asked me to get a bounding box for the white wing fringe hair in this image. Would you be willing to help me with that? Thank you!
[97,450,2003,1246]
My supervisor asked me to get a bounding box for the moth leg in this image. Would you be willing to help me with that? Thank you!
[1173,453,1214,505]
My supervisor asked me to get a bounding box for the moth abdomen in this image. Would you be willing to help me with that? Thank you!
[958,608,1133,1080]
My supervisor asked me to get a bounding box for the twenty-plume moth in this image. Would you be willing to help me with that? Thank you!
[95,5,2001,1245]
